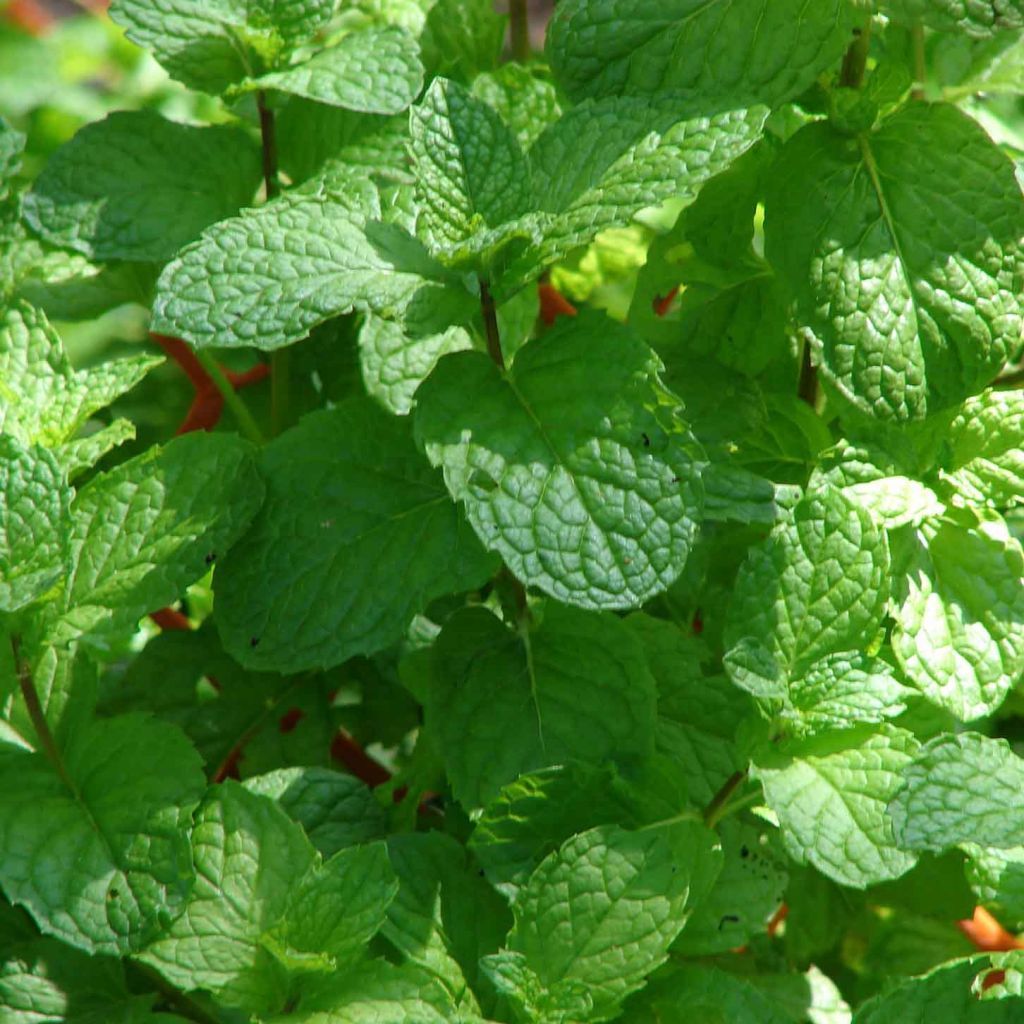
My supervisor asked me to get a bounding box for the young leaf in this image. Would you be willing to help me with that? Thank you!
[547,0,856,112]
[23,111,262,262]
[0,301,160,461]
[215,398,496,672]
[724,487,890,697]
[421,604,658,809]
[152,189,476,351]
[250,27,423,114]
[890,733,1024,853]
[140,783,398,1014]
[409,77,534,262]
[881,0,1024,37]
[506,823,720,1019]
[471,65,562,150]
[0,436,70,612]
[54,432,264,645]
[754,726,920,888]
[420,0,505,82]
[892,514,1024,721]
[766,104,1024,421]
[0,714,205,956]
[415,311,705,609]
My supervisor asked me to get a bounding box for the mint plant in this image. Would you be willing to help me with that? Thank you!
[6,0,1024,1019]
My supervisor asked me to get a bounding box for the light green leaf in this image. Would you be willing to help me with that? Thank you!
[853,955,1017,1022]
[843,476,944,529]
[419,0,504,83]
[965,844,1024,932]
[471,65,562,151]
[215,398,495,672]
[673,820,788,956]
[152,189,475,351]
[754,726,920,888]
[0,714,205,956]
[358,313,472,416]
[547,0,856,111]
[0,117,25,200]
[252,27,423,114]
[500,101,768,295]
[414,311,705,609]
[881,0,1024,37]
[410,77,534,262]
[54,432,263,645]
[890,732,1024,853]
[783,653,912,738]
[509,823,720,1020]
[57,420,137,482]
[892,513,1024,721]
[479,951,593,1024]
[243,767,389,860]
[766,104,1024,421]
[943,389,1024,509]
[0,301,160,456]
[109,0,336,94]
[141,783,398,1014]
[724,488,890,697]
[422,604,658,809]
[265,960,459,1023]
[0,437,70,612]
[23,111,262,262]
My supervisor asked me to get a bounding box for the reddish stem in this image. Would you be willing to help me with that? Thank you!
[149,607,191,631]
[538,282,578,326]
[4,0,54,33]
[653,285,679,318]
[958,907,1024,952]
[330,728,392,788]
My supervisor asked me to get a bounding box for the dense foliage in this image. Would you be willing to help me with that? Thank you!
[5,0,1024,1020]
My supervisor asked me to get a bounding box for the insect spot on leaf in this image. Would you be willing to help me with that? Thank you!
[204,551,216,565]
[108,888,119,900]
[250,636,260,648]
[740,845,750,859]
[718,914,740,930]
[641,432,651,447]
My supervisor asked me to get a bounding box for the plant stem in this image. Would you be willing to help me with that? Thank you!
[10,636,76,794]
[994,366,1024,390]
[193,350,265,444]
[839,18,873,90]
[127,962,221,1024]
[509,0,530,62]
[479,278,505,369]
[703,770,747,829]
[798,337,819,409]
[911,22,926,99]
[256,90,279,200]
[271,348,290,436]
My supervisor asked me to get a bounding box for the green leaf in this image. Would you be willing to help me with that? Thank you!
[382,832,511,1001]
[635,964,795,1024]
[944,389,1024,509]
[547,0,856,112]
[480,951,593,1024]
[215,398,495,672]
[853,955,1018,1022]
[109,0,336,94]
[724,488,890,698]
[672,820,788,956]
[410,77,534,263]
[422,604,658,809]
[471,65,562,151]
[965,844,1024,932]
[414,311,705,609]
[54,432,263,645]
[251,27,423,114]
[141,783,398,1014]
[766,104,1024,421]
[507,823,720,1020]
[469,763,636,898]
[23,112,262,262]
[0,301,160,458]
[892,513,1024,721]
[500,101,768,295]
[152,188,475,351]
[890,733,1024,853]
[358,314,472,416]
[0,437,70,612]
[754,726,920,888]
[267,960,459,1023]
[0,714,205,956]
[244,767,389,860]
[881,0,1024,37]
[842,476,945,530]
[419,0,505,83]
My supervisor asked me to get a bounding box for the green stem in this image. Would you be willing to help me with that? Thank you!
[703,770,747,829]
[194,350,265,444]
[839,18,872,90]
[479,278,505,369]
[256,90,279,200]
[509,0,530,62]
[10,636,76,795]
[994,366,1024,390]
[798,336,818,410]
[911,22,926,99]
[271,348,290,436]
[126,962,221,1024]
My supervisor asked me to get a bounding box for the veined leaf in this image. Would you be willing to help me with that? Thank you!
[881,0,1024,37]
